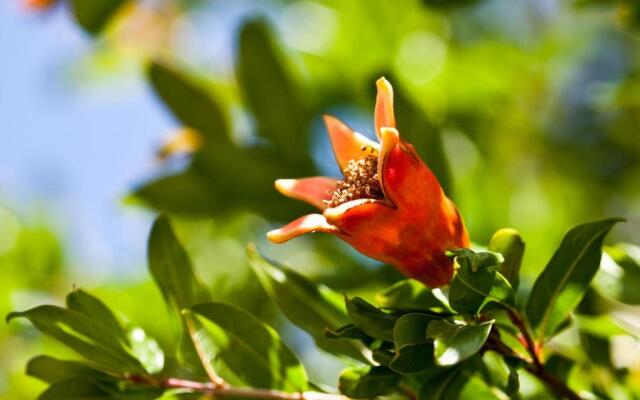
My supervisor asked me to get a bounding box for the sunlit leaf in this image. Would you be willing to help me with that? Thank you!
[427,319,493,366]
[66,289,127,344]
[147,215,210,313]
[248,246,367,361]
[489,228,525,291]
[389,313,439,374]
[7,305,144,374]
[186,302,308,392]
[345,297,398,342]
[26,355,107,384]
[525,218,623,341]
[447,249,514,314]
[376,279,450,312]
[128,327,165,374]
[338,366,399,398]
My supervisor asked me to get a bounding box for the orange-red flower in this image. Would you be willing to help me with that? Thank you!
[21,0,58,11]
[267,78,469,287]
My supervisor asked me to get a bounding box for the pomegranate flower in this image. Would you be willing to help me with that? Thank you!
[267,78,469,287]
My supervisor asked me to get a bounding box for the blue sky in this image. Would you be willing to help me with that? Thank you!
[0,2,176,281]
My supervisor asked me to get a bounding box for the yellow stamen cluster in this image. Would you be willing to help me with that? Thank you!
[325,155,383,207]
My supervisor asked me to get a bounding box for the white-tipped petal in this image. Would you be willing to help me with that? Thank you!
[323,198,379,224]
[267,214,339,244]
[374,77,396,139]
[275,177,337,210]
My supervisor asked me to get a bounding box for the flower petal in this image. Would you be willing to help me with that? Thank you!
[275,177,337,210]
[324,115,379,170]
[267,214,339,244]
[324,199,395,240]
[378,127,442,210]
[374,77,396,139]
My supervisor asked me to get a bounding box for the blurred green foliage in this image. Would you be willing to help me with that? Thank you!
[5,0,640,399]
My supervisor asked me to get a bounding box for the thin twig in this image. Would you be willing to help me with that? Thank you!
[507,309,542,369]
[487,315,583,400]
[130,375,348,400]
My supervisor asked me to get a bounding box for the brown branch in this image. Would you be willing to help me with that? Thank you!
[129,375,348,400]
[506,309,542,369]
[487,315,583,400]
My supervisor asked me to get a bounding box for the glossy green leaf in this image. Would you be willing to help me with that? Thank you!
[394,313,439,347]
[187,302,308,392]
[38,377,162,400]
[128,327,164,374]
[418,367,467,400]
[338,366,399,398]
[148,215,210,313]
[248,246,367,361]
[419,357,503,400]
[345,297,398,342]
[7,305,144,374]
[447,249,514,314]
[525,218,623,340]
[489,228,525,291]
[389,314,439,374]
[596,243,640,304]
[427,319,494,366]
[236,20,310,164]
[324,324,371,341]
[66,289,127,344]
[376,279,450,312]
[70,0,127,35]
[26,356,107,384]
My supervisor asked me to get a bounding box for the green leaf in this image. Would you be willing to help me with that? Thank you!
[389,313,439,374]
[134,171,223,215]
[418,367,467,400]
[38,378,113,400]
[70,0,127,35]
[236,20,311,165]
[147,62,230,146]
[525,218,623,341]
[419,358,503,400]
[596,243,640,304]
[481,352,521,399]
[394,313,439,347]
[324,324,371,341]
[38,377,163,400]
[26,356,107,384]
[376,279,450,312]
[427,319,494,366]
[248,246,367,361]
[447,249,514,314]
[338,366,399,398]
[345,297,398,342]
[128,327,165,374]
[7,305,144,374]
[544,354,574,382]
[148,215,211,313]
[489,228,525,291]
[66,289,127,344]
[187,302,308,392]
